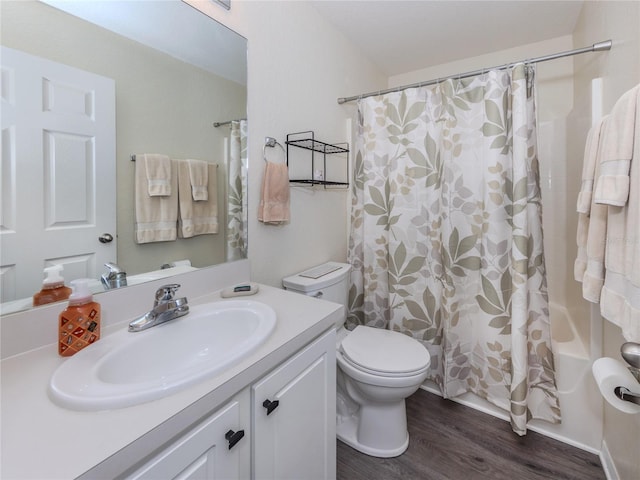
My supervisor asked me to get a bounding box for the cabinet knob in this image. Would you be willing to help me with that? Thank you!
[225,429,245,450]
[262,399,280,415]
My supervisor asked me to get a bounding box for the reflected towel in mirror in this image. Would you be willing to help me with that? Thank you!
[135,156,178,243]
[188,158,209,201]
[177,159,219,238]
[142,153,172,196]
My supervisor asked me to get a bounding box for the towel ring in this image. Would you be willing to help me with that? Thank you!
[263,137,286,163]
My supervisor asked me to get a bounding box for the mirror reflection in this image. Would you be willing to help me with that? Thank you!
[0,0,248,314]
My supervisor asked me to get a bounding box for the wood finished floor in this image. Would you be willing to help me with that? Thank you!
[337,389,605,480]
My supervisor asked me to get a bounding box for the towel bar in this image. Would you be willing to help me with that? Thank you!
[263,137,286,163]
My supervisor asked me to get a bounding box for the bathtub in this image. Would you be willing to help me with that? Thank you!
[423,302,602,453]
[550,303,589,394]
[528,303,602,453]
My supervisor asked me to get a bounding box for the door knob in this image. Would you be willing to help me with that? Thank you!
[99,233,114,243]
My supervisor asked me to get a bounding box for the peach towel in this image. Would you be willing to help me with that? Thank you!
[258,161,290,224]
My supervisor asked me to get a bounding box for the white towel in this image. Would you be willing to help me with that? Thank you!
[593,85,639,206]
[177,159,218,238]
[135,157,178,243]
[141,153,172,196]
[599,84,640,342]
[576,119,606,214]
[187,158,209,201]
[574,119,606,283]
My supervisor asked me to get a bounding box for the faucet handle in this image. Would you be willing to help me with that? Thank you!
[155,284,181,305]
[104,262,125,274]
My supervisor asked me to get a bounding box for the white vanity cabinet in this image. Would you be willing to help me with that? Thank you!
[126,389,251,480]
[123,329,336,480]
[252,328,336,479]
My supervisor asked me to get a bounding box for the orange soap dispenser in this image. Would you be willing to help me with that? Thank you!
[33,265,72,306]
[58,279,101,357]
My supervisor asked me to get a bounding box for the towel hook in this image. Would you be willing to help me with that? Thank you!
[263,137,286,163]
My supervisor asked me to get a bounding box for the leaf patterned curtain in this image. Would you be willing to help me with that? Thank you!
[226,119,248,261]
[347,65,560,435]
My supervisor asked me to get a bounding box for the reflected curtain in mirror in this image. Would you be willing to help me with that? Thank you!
[227,120,248,261]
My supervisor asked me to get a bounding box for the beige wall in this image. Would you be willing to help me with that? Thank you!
[1,1,246,278]
[187,0,387,287]
[572,2,640,478]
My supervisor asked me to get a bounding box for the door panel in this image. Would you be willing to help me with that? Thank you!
[0,46,116,302]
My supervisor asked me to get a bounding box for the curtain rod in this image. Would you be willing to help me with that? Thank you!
[213,118,247,127]
[337,40,612,105]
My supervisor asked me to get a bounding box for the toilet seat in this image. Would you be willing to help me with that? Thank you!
[340,326,430,378]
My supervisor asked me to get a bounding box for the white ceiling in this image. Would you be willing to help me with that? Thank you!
[41,0,247,85]
[40,1,584,86]
[309,0,584,76]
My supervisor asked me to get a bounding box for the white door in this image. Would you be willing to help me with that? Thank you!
[252,330,336,480]
[0,46,116,302]
[126,391,250,480]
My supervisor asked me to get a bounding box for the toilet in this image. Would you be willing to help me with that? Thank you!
[283,262,431,458]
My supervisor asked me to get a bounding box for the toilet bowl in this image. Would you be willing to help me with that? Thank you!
[283,262,431,458]
[335,325,430,457]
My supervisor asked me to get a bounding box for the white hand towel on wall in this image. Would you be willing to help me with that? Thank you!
[177,159,218,238]
[135,155,178,243]
[593,85,639,206]
[187,158,209,201]
[142,153,172,196]
[580,153,609,304]
[573,117,607,284]
[599,85,640,342]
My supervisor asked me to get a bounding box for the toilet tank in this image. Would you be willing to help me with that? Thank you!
[282,262,351,327]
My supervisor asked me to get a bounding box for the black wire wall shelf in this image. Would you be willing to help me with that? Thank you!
[285,131,349,188]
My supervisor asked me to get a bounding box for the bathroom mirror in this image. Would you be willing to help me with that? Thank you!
[0,0,247,314]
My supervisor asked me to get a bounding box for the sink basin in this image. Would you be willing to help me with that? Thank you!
[49,300,276,411]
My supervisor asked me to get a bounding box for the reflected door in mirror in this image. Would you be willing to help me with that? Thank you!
[0,47,116,302]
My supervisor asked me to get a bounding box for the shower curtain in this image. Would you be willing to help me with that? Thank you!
[226,119,248,261]
[347,65,560,435]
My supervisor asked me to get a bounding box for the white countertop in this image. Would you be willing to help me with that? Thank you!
[1,285,341,479]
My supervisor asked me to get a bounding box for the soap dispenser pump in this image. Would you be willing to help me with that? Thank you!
[33,265,72,306]
[58,279,101,357]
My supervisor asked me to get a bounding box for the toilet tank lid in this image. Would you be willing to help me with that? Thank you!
[282,262,351,292]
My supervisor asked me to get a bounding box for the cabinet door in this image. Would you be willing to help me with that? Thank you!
[127,390,250,480]
[252,329,336,480]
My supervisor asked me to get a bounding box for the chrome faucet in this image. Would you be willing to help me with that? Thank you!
[101,262,127,290]
[128,284,189,332]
